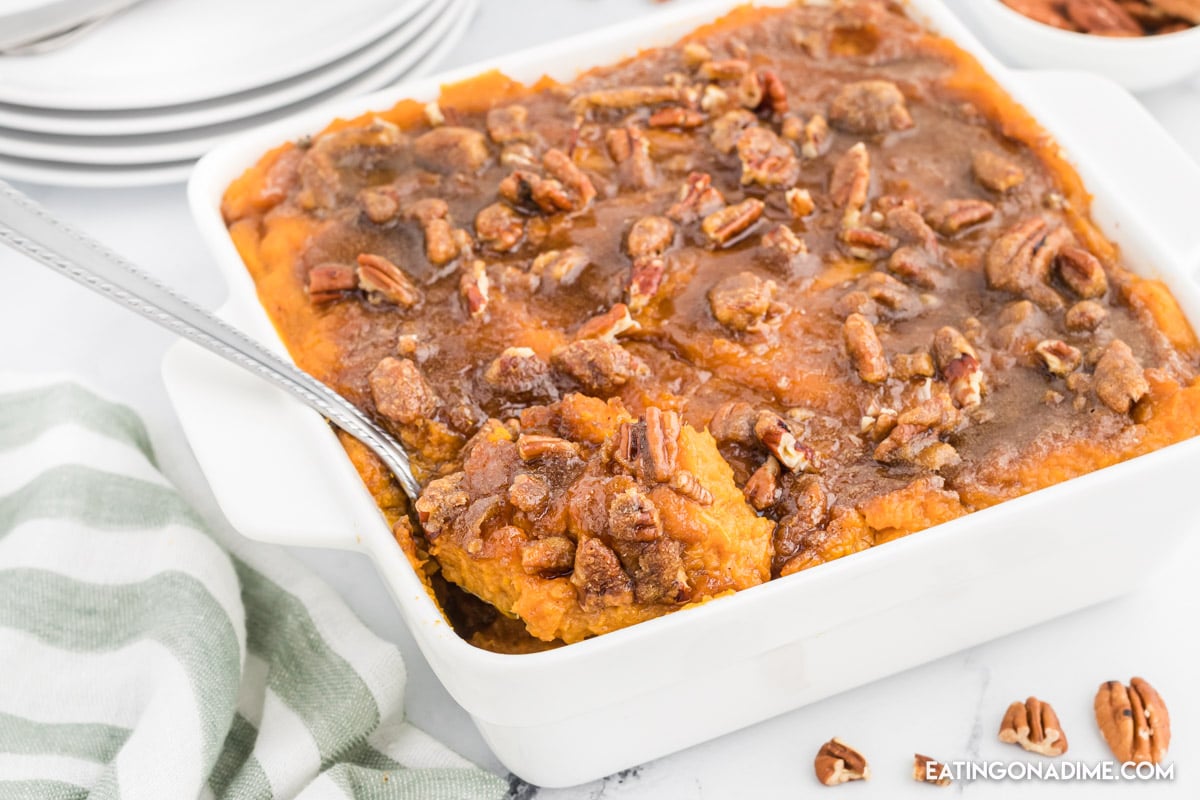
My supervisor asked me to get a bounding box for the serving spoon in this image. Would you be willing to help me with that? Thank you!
[0,178,423,503]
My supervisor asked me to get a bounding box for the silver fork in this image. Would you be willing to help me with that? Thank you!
[0,178,423,503]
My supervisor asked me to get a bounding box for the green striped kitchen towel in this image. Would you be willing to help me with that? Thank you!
[0,374,508,800]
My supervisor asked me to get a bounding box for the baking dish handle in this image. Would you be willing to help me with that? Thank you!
[1008,70,1200,283]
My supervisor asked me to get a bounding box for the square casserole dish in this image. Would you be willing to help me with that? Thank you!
[169,0,1200,786]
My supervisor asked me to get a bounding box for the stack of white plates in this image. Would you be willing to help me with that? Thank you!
[0,0,477,187]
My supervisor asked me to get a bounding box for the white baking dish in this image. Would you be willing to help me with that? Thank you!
[168,0,1200,787]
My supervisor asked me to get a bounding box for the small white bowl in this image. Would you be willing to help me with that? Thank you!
[957,0,1200,92]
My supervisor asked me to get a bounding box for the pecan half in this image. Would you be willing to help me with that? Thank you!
[412,126,490,174]
[643,406,681,483]
[521,535,576,577]
[542,148,596,211]
[893,350,936,381]
[577,303,639,341]
[533,246,591,287]
[356,253,422,308]
[925,198,996,236]
[709,401,758,447]
[307,263,358,305]
[569,85,687,113]
[516,434,580,462]
[1095,677,1171,764]
[839,226,898,261]
[737,126,800,188]
[829,142,870,217]
[1034,339,1082,376]
[973,150,1025,193]
[934,326,983,409]
[843,313,890,384]
[459,260,490,317]
[887,246,938,289]
[1056,246,1108,299]
[913,754,951,786]
[1065,0,1142,34]
[484,347,553,398]
[744,456,782,510]
[815,738,870,786]
[475,202,524,252]
[626,216,676,261]
[572,537,634,611]
[985,217,1069,308]
[670,470,714,505]
[699,58,750,81]
[486,105,529,144]
[609,487,663,542]
[785,187,815,218]
[755,411,817,473]
[828,79,913,134]
[627,256,666,313]
[1093,339,1149,414]
[701,198,765,246]
[709,271,778,332]
[405,198,463,266]
[648,106,706,129]
[369,357,438,425]
[1065,300,1107,332]
[551,339,648,395]
[710,109,758,154]
[999,697,1069,757]
[358,185,401,224]
[666,172,726,223]
[605,125,657,189]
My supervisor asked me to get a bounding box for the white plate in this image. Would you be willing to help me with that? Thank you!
[0,0,431,110]
[0,0,453,137]
[0,152,193,187]
[0,0,474,173]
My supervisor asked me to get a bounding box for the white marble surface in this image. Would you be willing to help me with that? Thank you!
[2,1,1198,796]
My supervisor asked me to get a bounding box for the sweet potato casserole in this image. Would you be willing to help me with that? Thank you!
[222,1,1200,651]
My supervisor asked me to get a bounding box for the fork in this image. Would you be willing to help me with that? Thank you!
[0,178,423,503]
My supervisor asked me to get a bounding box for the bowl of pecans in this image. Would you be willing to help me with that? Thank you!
[958,0,1200,91]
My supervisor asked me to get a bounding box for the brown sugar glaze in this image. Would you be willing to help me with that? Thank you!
[222,1,1200,650]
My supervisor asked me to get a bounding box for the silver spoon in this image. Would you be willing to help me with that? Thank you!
[0,178,423,503]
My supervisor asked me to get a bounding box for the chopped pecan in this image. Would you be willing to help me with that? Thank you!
[861,272,923,320]
[973,150,1025,193]
[484,347,552,398]
[307,263,358,305]
[934,326,983,409]
[1056,246,1108,298]
[643,406,681,483]
[521,535,576,577]
[414,473,468,537]
[999,697,1069,757]
[404,198,462,266]
[609,487,663,541]
[532,246,591,287]
[577,303,639,341]
[500,141,538,169]
[860,404,899,442]
[843,313,890,383]
[839,226,898,261]
[925,198,996,236]
[627,256,667,313]
[669,470,713,505]
[744,456,782,510]
[815,738,871,786]
[700,84,731,113]
[1065,0,1142,34]
[666,172,726,223]
[516,434,580,461]
[681,41,712,68]
[551,339,648,395]
[761,224,807,258]
[1093,339,1149,414]
[755,411,817,472]
[1095,677,1171,764]
[648,106,706,128]
[887,246,938,289]
[893,350,936,380]
[699,58,750,81]
[1034,339,1082,376]
[736,68,788,115]
[1065,299,1108,332]
[357,253,422,308]
[709,401,758,447]
[486,105,529,144]
[710,109,758,154]
[543,148,597,211]
[701,198,765,246]
[358,185,401,224]
[572,537,634,611]
[459,260,490,317]
[412,126,490,174]
[509,472,550,515]
[829,142,871,219]
[626,216,677,261]
[475,203,525,252]
[829,79,913,134]
[627,538,689,605]
[709,271,778,332]
[569,85,686,113]
[886,207,939,252]
[737,126,800,187]
[913,754,951,786]
[605,125,657,189]
[785,187,815,218]
[799,114,831,159]
[369,357,438,425]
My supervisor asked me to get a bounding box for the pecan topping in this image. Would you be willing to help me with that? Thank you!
[577,303,639,341]
[737,68,788,115]
[1034,339,1082,376]
[643,406,681,483]
[542,148,597,211]
[828,79,913,134]
[369,357,438,425]
[509,472,550,515]
[1056,246,1108,298]
[358,185,401,224]
[605,125,657,189]
[785,187,815,218]
[405,198,462,266]
[1065,299,1107,332]
[569,85,687,113]
[667,172,726,223]
[484,347,553,398]
[521,535,576,577]
[307,263,358,305]
[414,474,468,537]
[670,469,714,505]
[710,109,758,154]
[838,226,898,261]
[999,697,1069,757]
[1065,0,1141,34]
[627,256,666,313]
[761,224,807,258]
[934,326,983,409]
[744,456,782,510]
[1093,339,1149,414]
[709,271,779,333]
[843,313,890,384]
[356,253,422,308]
[1095,677,1171,764]
[925,198,996,236]
[571,537,634,611]
[893,350,935,380]
[648,106,706,128]
[829,142,870,221]
[709,401,758,446]
[475,202,524,252]
[701,198,765,246]
[412,126,490,174]
[516,434,580,461]
[551,339,648,395]
[532,246,591,287]
[609,487,662,541]
[737,126,800,187]
[794,113,830,159]
[1002,0,1074,28]
[887,246,938,289]
[486,105,529,144]
[699,58,750,81]
[973,150,1025,193]
[459,260,490,317]
[626,216,676,261]
[814,738,870,786]
[755,411,817,472]
[913,754,951,786]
